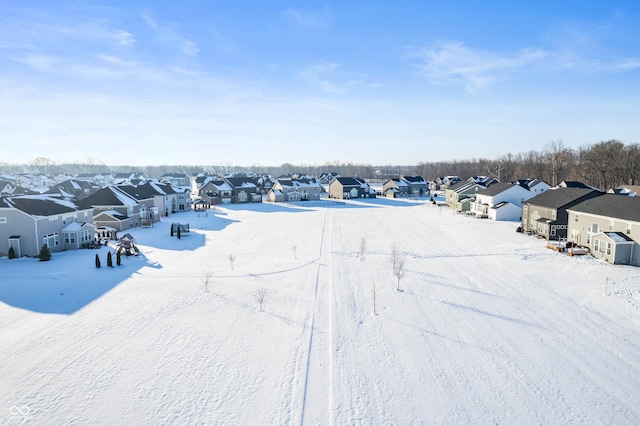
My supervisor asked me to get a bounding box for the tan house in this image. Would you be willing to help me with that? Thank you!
[567,194,640,265]
[521,187,601,240]
[445,181,486,210]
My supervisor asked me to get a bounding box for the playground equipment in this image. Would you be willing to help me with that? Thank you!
[116,233,139,256]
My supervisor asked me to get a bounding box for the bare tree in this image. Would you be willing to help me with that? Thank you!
[391,244,399,274]
[255,287,268,311]
[202,269,212,292]
[292,245,297,259]
[390,244,406,291]
[229,254,236,270]
[372,283,378,315]
[359,237,367,261]
[582,140,625,190]
[394,257,406,291]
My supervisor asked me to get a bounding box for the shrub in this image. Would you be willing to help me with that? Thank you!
[38,245,51,261]
[95,253,101,268]
[107,251,113,267]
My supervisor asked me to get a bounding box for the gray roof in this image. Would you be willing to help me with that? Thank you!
[335,177,363,186]
[568,194,640,222]
[477,182,520,197]
[0,195,82,216]
[524,188,600,209]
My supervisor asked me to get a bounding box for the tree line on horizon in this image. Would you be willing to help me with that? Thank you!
[2,139,638,191]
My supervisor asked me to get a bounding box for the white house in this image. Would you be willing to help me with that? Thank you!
[472,182,532,221]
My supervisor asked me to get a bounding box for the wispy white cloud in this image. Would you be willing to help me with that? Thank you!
[300,62,344,94]
[0,18,135,50]
[284,6,328,27]
[142,12,199,56]
[411,41,548,91]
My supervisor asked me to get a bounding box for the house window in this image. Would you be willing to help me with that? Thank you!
[609,220,614,231]
[43,233,59,248]
[606,242,611,255]
[574,215,578,222]
[627,223,632,235]
[594,240,600,252]
[0,217,6,224]
[552,211,556,220]
[64,232,75,244]
[590,223,599,233]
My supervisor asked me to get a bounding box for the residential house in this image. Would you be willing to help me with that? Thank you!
[382,178,411,198]
[468,176,500,187]
[445,181,487,211]
[161,173,191,187]
[567,194,640,265]
[169,184,192,213]
[0,180,17,196]
[514,178,551,195]
[328,177,376,199]
[113,172,146,185]
[608,185,640,196]
[225,177,262,203]
[75,173,112,188]
[557,181,596,189]
[0,195,94,257]
[430,176,462,192]
[318,172,339,185]
[521,188,601,240]
[472,182,532,221]
[256,175,276,194]
[77,186,142,231]
[115,183,161,222]
[46,179,97,201]
[401,176,428,196]
[199,180,233,205]
[268,178,322,202]
[18,173,54,192]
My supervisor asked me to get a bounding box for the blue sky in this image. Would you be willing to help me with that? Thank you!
[1,1,640,166]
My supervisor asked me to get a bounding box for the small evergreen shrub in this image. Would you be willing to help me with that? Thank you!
[38,245,51,261]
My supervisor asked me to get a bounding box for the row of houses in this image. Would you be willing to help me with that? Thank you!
[519,186,640,265]
[0,181,192,258]
[432,174,640,266]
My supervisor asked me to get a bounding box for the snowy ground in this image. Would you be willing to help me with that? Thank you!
[1,198,640,425]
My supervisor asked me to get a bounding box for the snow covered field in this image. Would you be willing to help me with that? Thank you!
[1,198,640,425]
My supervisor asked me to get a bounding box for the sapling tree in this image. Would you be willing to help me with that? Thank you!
[394,257,406,291]
[359,237,367,261]
[229,254,236,270]
[372,283,378,315]
[116,250,121,266]
[202,269,212,292]
[390,244,406,291]
[255,287,268,311]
